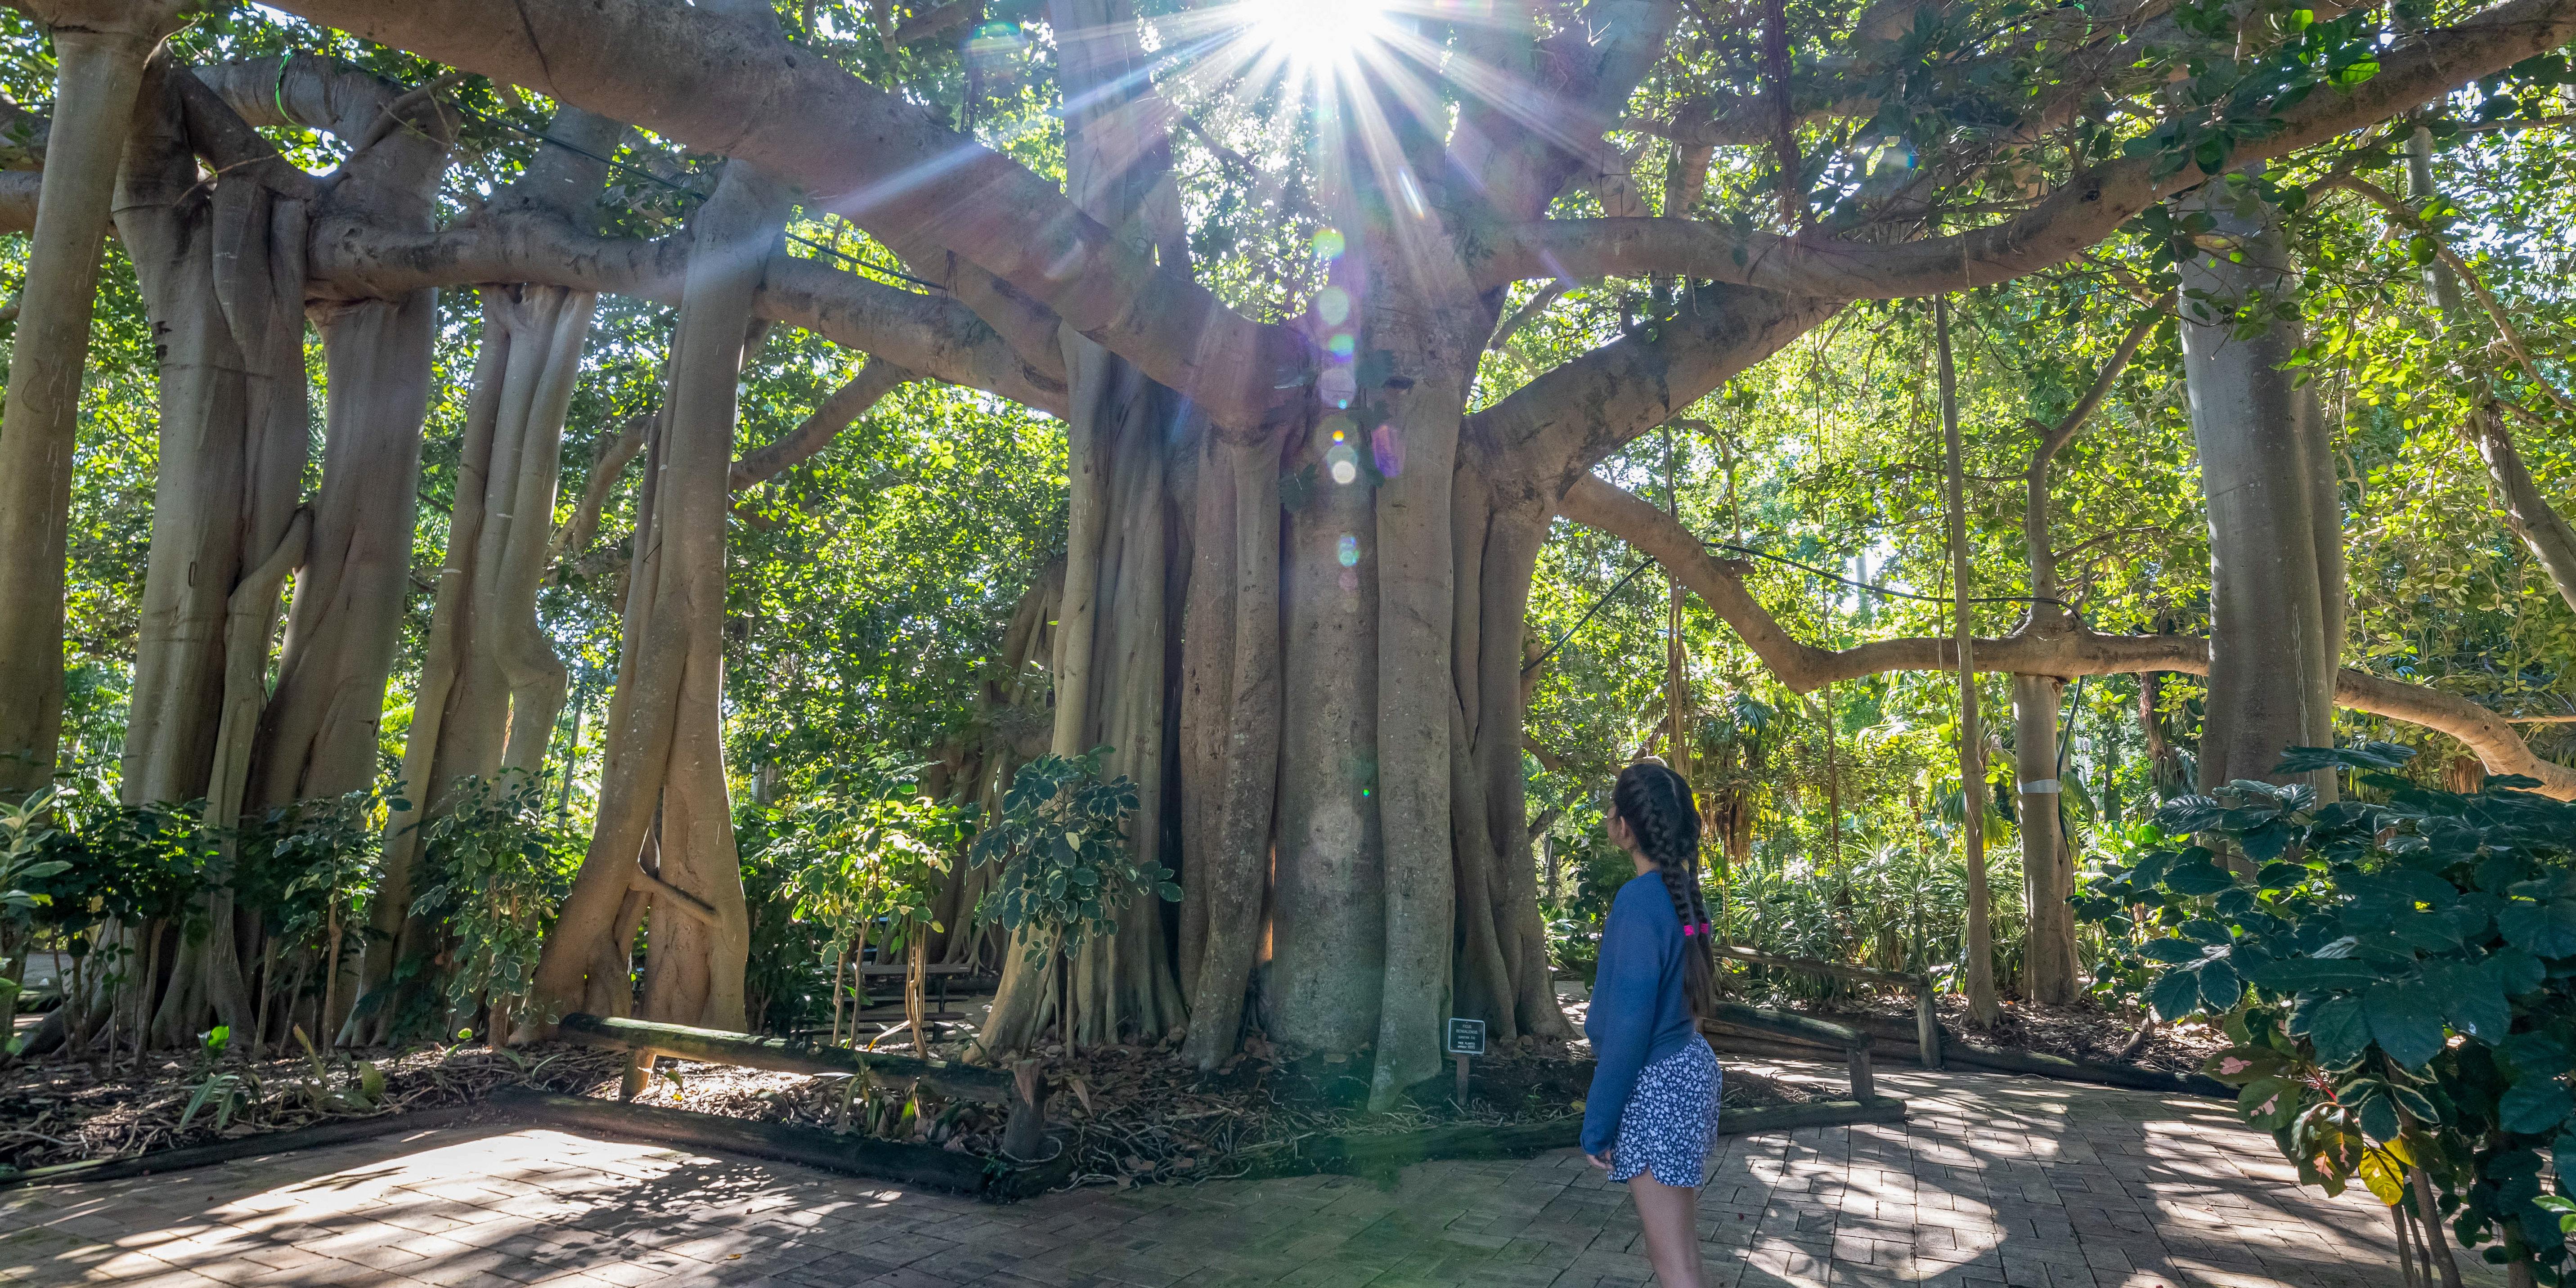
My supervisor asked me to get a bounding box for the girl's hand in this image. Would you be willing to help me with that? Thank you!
[1585,1150,1613,1170]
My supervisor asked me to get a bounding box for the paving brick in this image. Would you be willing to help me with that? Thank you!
[24,1062,2524,1288]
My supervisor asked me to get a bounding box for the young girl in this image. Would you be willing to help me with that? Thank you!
[1582,759,1722,1288]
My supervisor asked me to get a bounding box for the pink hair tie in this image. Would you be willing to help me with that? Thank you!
[1681,923,1696,937]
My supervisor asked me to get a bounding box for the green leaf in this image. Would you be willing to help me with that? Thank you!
[2488,947,2548,996]
[2422,961,2510,1041]
[2364,981,2448,1070]
[2354,1088,2401,1144]
[2499,899,2576,957]
[2152,967,2205,1022]
[2304,995,2371,1067]
[2502,1075,2573,1135]
[2199,958,2244,1011]
[2390,1082,2441,1126]
[2141,938,2209,965]
[2247,957,2384,992]
[2167,859,2237,896]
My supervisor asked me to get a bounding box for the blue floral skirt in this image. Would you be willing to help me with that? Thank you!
[1608,1036,1722,1187]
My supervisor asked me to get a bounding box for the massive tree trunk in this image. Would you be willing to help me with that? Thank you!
[355,109,623,1043]
[974,0,1197,1055]
[207,58,457,831]
[113,58,316,1049]
[0,0,185,795]
[529,157,779,1034]
[2177,179,2343,804]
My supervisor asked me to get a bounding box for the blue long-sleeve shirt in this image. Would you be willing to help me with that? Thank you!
[1581,873,1699,1155]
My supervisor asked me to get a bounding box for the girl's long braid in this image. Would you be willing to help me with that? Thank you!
[1617,760,1719,1022]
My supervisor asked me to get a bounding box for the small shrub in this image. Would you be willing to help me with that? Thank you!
[2076,741,2576,1283]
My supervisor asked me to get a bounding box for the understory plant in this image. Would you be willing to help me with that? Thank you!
[413,770,575,1044]
[969,749,1171,1050]
[776,758,968,1049]
[0,789,69,1058]
[262,787,391,1047]
[2076,742,2576,1284]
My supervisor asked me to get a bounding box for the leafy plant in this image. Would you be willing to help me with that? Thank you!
[776,757,968,1049]
[0,789,70,1058]
[179,1026,257,1132]
[263,786,393,1044]
[413,770,574,1045]
[2074,741,2576,1283]
[968,749,1171,1048]
[15,788,215,1059]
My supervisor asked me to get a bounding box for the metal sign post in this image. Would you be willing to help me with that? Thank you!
[1444,1018,1485,1107]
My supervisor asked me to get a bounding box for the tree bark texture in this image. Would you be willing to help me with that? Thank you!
[356,108,623,1041]
[975,0,1196,1055]
[2468,401,2576,615]
[236,59,457,824]
[2011,311,2149,1005]
[530,159,779,1033]
[0,0,185,794]
[2177,182,2343,804]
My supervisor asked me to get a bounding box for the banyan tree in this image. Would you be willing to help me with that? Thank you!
[4,0,2575,1103]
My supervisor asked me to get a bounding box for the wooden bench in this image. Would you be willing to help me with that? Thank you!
[1702,1002,1885,1101]
[555,1013,1050,1158]
[1711,945,1943,1071]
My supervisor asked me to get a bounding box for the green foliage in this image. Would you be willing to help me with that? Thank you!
[968,749,1172,963]
[776,756,969,969]
[2076,743,2576,1278]
[259,787,390,960]
[178,1026,255,1132]
[0,788,71,921]
[19,787,215,942]
[412,771,576,1027]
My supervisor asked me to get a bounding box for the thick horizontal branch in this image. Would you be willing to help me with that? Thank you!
[1473,0,2576,298]
[309,218,1064,413]
[1557,473,2576,798]
[1470,283,1837,481]
[265,0,1306,432]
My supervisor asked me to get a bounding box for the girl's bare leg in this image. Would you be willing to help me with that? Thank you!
[1627,1172,1705,1287]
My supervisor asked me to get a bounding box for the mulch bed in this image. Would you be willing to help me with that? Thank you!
[623,1030,1814,1189]
[4,1026,1818,1191]
[0,1042,625,1174]
[1798,993,2226,1076]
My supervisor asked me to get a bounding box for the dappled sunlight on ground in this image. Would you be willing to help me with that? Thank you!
[0,1062,2486,1288]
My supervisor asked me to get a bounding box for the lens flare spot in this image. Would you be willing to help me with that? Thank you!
[1337,534,1360,566]
[1315,286,1352,326]
[1326,444,1360,485]
[1326,332,1357,360]
[1370,422,1404,478]
[1339,567,1360,592]
[1318,367,1357,408]
[1313,228,1346,260]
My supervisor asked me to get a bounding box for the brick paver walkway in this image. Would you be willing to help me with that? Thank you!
[0,1063,2487,1288]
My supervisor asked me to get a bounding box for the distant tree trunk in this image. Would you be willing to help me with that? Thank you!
[2467,401,2576,615]
[0,0,185,795]
[2137,670,2192,797]
[2011,311,2147,1005]
[1936,297,2000,1025]
[2177,178,2343,811]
